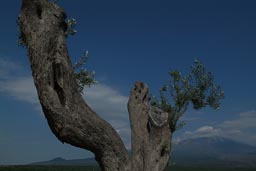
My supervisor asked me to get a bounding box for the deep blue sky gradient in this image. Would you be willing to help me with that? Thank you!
[0,0,256,165]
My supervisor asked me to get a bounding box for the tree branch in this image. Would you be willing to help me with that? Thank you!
[19,0,129,170]
[128,82,172,171]
[128,82,150,171]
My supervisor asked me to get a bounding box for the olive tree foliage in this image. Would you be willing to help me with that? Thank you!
[73,51,97,92]
[18,0,224,171]
[65,18,77,36]
[151,60,224,132]
[65,19,97,92]
[17,7,96,93]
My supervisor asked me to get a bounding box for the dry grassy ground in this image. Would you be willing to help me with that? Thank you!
[0,166,256,171]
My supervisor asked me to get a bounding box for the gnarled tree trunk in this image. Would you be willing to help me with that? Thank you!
[19,0,173,170]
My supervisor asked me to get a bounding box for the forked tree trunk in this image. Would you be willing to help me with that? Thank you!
[19,0,173,170]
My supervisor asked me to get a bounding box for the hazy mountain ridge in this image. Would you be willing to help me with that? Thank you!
[171,136,256,167]
[29,136,256,168]
[29,157,97,166]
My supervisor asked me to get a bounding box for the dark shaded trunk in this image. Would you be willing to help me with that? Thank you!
[19,0,172,170]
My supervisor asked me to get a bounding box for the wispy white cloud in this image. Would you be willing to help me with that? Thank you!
[176,110,256,146]
[184,126,220,136]
[0,57,39,108]
[0,58,22,79]
[1,57,255,147]
[220,110,256,130]
[2,57,255,148]
[0,77,38,105]
[83,84,131,147]
[83,84,128,121]
[0,57,131,146]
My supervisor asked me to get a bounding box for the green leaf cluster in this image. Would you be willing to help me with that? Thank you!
[151,60,224,132]
[73,51,97,92]
[66,18,77,37]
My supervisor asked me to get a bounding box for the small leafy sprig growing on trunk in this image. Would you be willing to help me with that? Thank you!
[66,18,77,37]
[16,16,26,47]
[151,60,224,132]
[62,16,95,92]
[50,1,77,36]
[73,51,97,93]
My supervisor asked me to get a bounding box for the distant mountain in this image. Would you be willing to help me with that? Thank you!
[171,136,256,168]
[29,136,256,168]
[29,157,97,166]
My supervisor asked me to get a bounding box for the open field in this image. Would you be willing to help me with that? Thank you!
[0,166,256,171]
[165,166,256,171]
[0,166,100,171]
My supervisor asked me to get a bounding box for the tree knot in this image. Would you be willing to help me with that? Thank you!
[148,106,168,127]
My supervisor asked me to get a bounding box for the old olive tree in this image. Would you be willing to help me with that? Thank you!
[18,0,224,170]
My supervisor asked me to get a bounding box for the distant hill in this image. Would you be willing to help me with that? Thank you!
[29,136,256,168]
[171,136,256,168]
[29,157,97,166]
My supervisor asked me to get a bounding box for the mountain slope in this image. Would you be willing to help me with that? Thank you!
[29,157,97,166]
[171,136,256,167]
[29,136,256,168]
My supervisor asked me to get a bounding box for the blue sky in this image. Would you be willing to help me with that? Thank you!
[0,0,256,165]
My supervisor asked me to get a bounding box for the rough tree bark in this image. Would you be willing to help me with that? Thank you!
[19,0,172,170]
